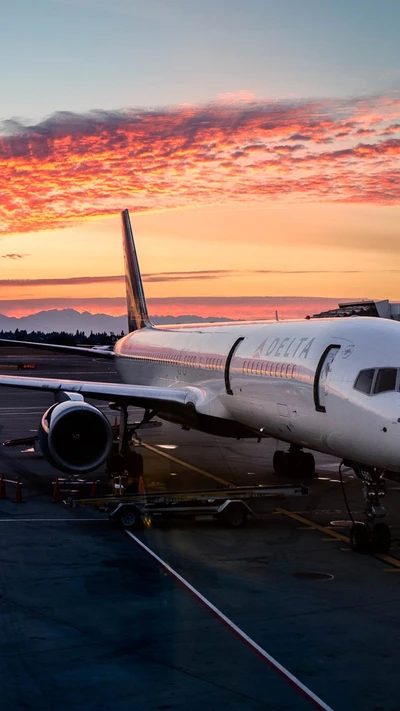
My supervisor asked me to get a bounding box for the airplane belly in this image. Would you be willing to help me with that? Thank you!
[227,377,297,439]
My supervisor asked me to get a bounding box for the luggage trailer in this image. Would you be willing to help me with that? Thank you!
[65,483,309,530]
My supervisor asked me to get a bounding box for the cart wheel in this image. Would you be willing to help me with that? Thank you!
[117,505,143,530]
[219,503,248,528]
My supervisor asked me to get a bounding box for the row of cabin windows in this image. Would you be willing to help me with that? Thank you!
[133,351,224,370]
[354,368,397,395]
[242,360,297,379]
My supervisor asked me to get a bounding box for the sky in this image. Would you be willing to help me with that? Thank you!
[1,0,400,320]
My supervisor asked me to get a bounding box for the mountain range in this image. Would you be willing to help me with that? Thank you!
[0,309,232,335]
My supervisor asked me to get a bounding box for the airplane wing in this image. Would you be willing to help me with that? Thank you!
[0,338,115,359]
[0,374,200,417]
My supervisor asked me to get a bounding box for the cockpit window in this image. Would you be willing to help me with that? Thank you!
[374,368,397,394]
[354,369,375,394]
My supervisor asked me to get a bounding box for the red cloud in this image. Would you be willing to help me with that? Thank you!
[0,93,399,234]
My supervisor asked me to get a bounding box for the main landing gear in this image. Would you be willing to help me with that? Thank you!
[348,464,391,554]
[273,445,316,478]
[106,405,155,492]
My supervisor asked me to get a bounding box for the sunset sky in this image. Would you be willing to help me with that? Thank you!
[1,0,400,321]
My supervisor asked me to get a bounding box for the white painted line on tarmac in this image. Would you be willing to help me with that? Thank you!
[126,531,335,711]
[0,518,106,522]
[315,463,340,471]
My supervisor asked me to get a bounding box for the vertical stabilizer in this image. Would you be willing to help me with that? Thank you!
[121,209,151,332]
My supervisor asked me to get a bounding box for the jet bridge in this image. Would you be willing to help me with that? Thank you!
[311,299,400,320]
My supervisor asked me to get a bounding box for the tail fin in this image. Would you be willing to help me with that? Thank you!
[121,209,151,332]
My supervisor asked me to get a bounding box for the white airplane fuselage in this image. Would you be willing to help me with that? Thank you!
[114,315,400,473]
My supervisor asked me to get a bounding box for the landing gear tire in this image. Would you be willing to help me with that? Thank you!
[300,452,316,478]
[106,451,125,477]
[350,523,370,553]
[124,451,144,477]
[273,450,315,478]
[273,450,286,476]
[371,522,391,554]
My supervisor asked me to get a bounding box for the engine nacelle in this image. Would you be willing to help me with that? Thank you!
[38,401,113,474]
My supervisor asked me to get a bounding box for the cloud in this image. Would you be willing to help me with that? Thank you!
[0,267,392,289]
[0,92,399,234]
[1,253,29,259]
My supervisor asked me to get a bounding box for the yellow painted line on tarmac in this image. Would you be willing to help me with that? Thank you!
[374,552,400,569]
[136,440,237,489]
[276,507,400,570]
[297,526,315,530]
[275,508,349,542]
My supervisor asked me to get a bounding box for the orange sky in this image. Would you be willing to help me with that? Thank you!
[1,94,400,319]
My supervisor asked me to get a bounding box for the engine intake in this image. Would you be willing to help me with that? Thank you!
[38,401,113,473]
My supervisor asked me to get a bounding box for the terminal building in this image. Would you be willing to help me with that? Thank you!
[311,299,400,321]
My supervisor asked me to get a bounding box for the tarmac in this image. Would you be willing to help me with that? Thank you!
[1,354,400,710]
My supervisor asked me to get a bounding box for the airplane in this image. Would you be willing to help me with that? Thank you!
[1,209,399,554]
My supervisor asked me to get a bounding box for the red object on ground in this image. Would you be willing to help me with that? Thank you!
[52,476,62,503]
[138,475,146,495]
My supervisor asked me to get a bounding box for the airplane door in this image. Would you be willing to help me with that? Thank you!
[314,345,340,412]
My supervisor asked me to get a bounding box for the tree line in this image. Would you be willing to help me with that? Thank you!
[0,329,125,346]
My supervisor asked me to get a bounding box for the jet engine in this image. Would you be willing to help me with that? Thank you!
[38,400,113,473]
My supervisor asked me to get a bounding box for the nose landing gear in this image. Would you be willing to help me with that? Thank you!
[348,464,391,554]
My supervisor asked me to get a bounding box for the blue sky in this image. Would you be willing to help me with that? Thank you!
[1,0,399,122]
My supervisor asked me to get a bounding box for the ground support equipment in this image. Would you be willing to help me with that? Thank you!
[65,482,309,530]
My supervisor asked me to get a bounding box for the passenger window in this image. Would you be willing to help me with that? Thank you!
[374,368,397,394]
[354,369,375,394]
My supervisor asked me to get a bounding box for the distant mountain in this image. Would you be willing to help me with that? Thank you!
[0,309,232,335]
